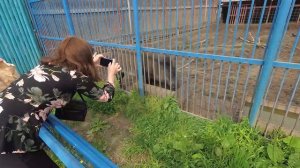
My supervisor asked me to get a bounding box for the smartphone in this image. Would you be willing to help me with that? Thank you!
[100,57,113,67]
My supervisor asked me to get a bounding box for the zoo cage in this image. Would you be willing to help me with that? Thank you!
[26,0,300,136]
[1,0,300,166]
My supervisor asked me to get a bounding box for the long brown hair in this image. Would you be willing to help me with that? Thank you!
[41,36,99,81]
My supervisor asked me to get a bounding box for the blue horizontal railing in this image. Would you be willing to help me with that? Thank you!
[29,0,41,3]
[40,115,118,168]
[39,35,300,70]
[39,125,84,168]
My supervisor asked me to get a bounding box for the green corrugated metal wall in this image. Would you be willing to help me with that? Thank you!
[0,0,41,74]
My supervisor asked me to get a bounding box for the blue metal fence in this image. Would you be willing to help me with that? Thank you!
[39,115,118,168]
[0,0,41,74]
[26,0,300,137]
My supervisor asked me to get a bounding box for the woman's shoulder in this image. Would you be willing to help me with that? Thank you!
[28,64,93,83]
[31,64,76,74]
[23,64,71,83]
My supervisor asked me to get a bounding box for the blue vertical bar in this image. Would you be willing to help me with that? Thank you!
[61,0,75,35]
[204,0,213,53]
[288,27,300,62]
[239,0,258,113]
[162,0,166,49]
[250,0,268,58]
[249,0,294,126]
[111,0,117,41]
[87,0,93,40]
[275,0,296,59]
[186,0,194,111]
[194,0,203,112]
[133,0,144,96]
[120,0,126,42]
[280,73,300,128]
[150,0,154,47]
[168,0,172,49]
[196,0,203,51]
[103,0,109,39]
[175,0,179,98]
[97,0,104,39]
[175,0,179,50]
[143,0,148,46]
[75,0,83,38]
[180,0,187,108]
[189,0,194,51]
[181,0,187,50]
[228,0,243,113]
[155,0,159,48]
[236,0,255,113]
[230,0,243,56]
[208,0,222,115]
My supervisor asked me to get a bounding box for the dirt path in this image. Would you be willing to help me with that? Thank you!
[65,111,132,167]
[100,112,132,164]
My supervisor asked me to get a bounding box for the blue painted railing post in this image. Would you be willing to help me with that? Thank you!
[61,0,75,35]
[249,0,293,126]
[132,0,144,96]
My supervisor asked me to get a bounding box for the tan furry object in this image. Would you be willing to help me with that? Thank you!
[0,59,20,92]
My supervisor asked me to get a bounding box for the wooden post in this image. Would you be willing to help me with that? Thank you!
[266,0,273,23]
[251,6,256,23]
[205,0,208,22]
[127,0,133,34]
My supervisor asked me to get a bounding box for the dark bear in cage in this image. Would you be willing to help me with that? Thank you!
[143,54,178,91]
[105,49,179,92]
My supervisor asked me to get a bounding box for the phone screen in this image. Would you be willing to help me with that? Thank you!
[100,58,113,67]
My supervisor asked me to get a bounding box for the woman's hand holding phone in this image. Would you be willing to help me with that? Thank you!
[93,52,122,86]
[93,52,114,67]
[108,59,121,76]
[93,52,103,66]
[107,59,122,87]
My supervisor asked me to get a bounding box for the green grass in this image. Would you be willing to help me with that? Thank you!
[46,82,300,168]
[122,91,300,168]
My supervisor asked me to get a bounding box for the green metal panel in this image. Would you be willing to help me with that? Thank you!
[0,0,41,74]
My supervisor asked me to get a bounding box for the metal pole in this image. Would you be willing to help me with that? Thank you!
[132,0,144,96]
[249,0,294,126]
[127,0,133,34]
[61,0,75,35]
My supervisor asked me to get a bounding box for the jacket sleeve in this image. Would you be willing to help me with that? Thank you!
[76,75,115,102]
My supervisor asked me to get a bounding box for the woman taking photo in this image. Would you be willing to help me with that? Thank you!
[0,36,121,167]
